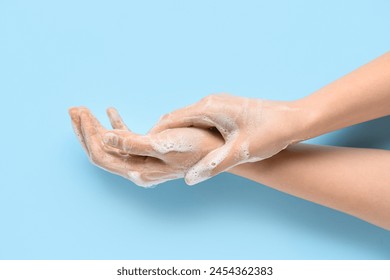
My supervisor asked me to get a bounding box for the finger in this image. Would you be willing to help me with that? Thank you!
[79,109,106,165]
[148,101,217,134]
[141,171,182,187]
[135,157,184,187]
[103,130,158,157]
[146,171,183,182]
[69,107,88,154]
[79,107,106,134]
[106,107,130,130]
[184,143,237,186]
[120,157,173,188]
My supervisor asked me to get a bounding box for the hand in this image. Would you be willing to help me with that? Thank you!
[148,93,303,185]
[69,107,223,187]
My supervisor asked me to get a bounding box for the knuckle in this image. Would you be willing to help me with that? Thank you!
[159,113,171,122]
[200,93,227,107]
[123,138,134,153]
[217,92,232,98]
[200,94,216,104]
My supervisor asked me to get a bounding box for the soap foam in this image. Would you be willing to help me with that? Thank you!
[239,142,251,161]
[151,135,196,154]
[127,170,184,188]
[185,139,234,185]
[127,171,155,188]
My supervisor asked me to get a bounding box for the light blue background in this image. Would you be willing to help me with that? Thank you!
[1,0,389,259]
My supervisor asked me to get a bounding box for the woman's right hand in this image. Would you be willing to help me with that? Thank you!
[145,93,306,185]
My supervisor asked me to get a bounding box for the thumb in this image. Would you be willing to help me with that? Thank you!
[184,143,237,185]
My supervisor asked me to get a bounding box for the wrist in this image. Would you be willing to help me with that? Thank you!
[286,99,319,143]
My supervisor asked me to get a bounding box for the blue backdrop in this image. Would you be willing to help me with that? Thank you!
[1,0,389,259]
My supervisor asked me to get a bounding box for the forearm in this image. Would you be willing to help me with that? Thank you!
[230,144,390,230]
[290,51,390,141]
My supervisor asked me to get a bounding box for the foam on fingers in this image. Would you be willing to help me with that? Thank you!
[126,170,184,188]
[151,134,196,154]
[184,142,234,185]
[103,131,158,157]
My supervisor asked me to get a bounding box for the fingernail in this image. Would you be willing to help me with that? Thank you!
[103,132,118,146]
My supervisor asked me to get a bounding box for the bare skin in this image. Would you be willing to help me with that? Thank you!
[230,145,390,231]
[69,52,390,230]
[69,107,223,187]
[69,107,390,230]
[100,52,390,185]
